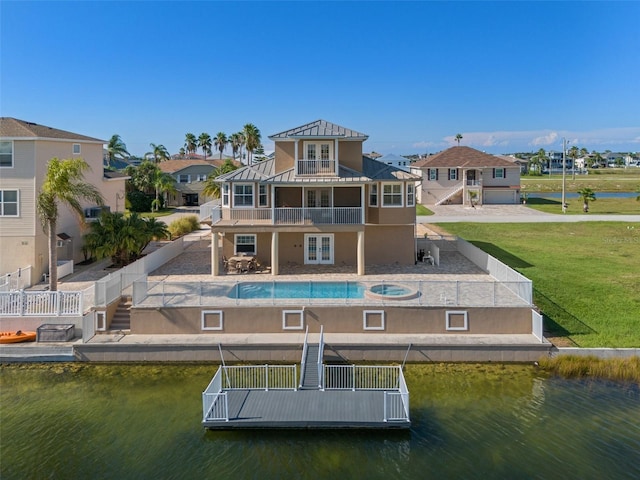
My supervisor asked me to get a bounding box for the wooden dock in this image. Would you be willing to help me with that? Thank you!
[202,329,410,430]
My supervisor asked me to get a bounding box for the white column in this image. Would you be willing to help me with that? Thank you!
[357,230,365,276]
[334,138,339,175]
[294,139,299,175]
[211,231,219,276]
[271,231,279,275]
[360,185,365,224]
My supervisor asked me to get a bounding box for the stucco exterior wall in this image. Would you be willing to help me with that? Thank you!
[275,142,295,173]
[130,305,532,335]
[338,141,363,172]
[364,225,415,265]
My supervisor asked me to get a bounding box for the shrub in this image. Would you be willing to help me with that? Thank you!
[127,191,153,212]
[168,215,201,238]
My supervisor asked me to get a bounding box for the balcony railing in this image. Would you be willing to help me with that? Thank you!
[215,207,362,225]
[296,159,337,176]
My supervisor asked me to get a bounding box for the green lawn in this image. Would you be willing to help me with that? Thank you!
[521,170,640,193]
[436,222,640,348]
[524,196,640,215]
[416,204,434,215]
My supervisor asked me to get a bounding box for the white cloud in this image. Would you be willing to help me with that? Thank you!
[530,131,559,146]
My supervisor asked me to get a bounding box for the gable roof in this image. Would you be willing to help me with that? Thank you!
[0,117,105,143]
[269,119,369,141]
[411,146,516,168]
[377,153,409,163]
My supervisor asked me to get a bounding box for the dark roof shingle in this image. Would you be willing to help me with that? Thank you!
[0,117,105,142]
[412,146,516,168]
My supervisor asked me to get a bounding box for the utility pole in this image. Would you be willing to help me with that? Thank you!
[562,138,567,213]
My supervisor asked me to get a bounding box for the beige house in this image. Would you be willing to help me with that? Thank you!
[411,146,521,206]
[209,120,421,275]
[0,118,128,282]
[158,159,227,207]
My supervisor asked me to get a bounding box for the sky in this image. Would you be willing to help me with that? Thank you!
[2,1,639,158]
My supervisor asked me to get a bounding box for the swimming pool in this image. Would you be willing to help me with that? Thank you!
[227,282,366,300]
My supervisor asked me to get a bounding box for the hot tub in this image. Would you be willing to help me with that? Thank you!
[365,283,419,301]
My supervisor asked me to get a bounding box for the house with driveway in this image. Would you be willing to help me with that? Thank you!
[411,146,521,206]
[207,119,421,275]
[0,117,128,284]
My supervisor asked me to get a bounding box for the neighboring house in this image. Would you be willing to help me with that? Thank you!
[158,159,227,207]
[496,155,528,174]
[410,146,521,206]
[0,118,127,282]
[377,153,411,172]
[209,119,420,275]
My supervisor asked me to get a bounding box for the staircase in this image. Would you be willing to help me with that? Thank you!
[300,344,320,390]
[435,183,464,205]
[110,296,131,331]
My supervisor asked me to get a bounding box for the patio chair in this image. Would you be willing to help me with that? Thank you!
[227,258,238,273]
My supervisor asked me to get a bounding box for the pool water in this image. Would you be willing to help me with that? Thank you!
[228,281,366,299]
[370,284,412,296]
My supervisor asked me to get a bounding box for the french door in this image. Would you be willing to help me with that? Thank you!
[304,234,334,264]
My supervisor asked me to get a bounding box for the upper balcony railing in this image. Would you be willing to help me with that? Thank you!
[212,207,363,225]
[296,159,338,176]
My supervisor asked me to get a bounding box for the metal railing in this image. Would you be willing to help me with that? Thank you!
[324,365,401,391]
[296,159,337,176]
[0,266,32,292]
[212,206,363,225]
[202,367,229,422]
[384,369,410,422]
[221,365,297,391]
[317,326,324,389]
[299,325,310,388]
[0,290,83,316]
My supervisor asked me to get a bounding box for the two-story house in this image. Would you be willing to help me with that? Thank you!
[208,120,420,276]
[157,159,227,207]
[0,118,127,283]
[411,146,521,206]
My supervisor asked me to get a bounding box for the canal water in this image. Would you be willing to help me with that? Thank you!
[1,363,639,479]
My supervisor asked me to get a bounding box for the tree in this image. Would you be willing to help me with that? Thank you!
[214,132,228,160]
[106,134,129,167]
[528,148,546,175]
[126,161,159,194]
[198,133,212,160]
[184,133,198,157]
[84,212,168,266]
[151,170,177,212]
[568,145,579,179]
[178,147,186,158]
[147,143,170,163]
[229,132,244,162]
[36,157,104,291]
[243,123,261,165]
[202,159,239,199]
[455,133,463,146]
[636,186,640,202]
[577,187,596,212]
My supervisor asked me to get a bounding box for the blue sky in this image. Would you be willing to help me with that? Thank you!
[2,1,639,157]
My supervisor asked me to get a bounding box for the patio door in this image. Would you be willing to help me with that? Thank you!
[304,234,334,264]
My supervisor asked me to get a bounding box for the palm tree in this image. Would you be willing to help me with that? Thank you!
[455,133,463,146]
[528,148,546,175]
[202,159,239,199]
[106,134,129,168]
[36,157,104,291]
[151,170,177,212]
[635,186,640,202]
[229,132,243,162]
[568,145,579,180]
[198,133,212,160]
[147,143,170,163]
[178,147,186,158]
[184,133,197,157]
[243,124,261,165]
[577,187,596,213]
[214,132,228,160]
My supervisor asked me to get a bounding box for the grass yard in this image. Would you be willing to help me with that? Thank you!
[436,222,640,348]
[525,196,640,215]
[521,170,640,193]
[416,204,434,215]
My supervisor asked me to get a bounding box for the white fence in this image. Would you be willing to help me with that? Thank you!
[0,290,84,317]
[210,206,363,225]
[532,310,544,343]
[202,368,229,422]
[220,365,298,390]
[456,238,532,305]
[82,310,96,342]
[323,365,401,391]
[0,266,32,292]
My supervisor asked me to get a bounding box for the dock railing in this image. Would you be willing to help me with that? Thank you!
[384,369,410,422]
[202,367,229,422]
[299,326,309,388]
[317,326,324,389]
[222,365,297,391]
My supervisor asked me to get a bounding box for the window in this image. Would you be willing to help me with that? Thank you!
[407,183,415,207]
[369,184,378,207]
[196,174,207,182]
[305,142,333,160]
[449,169,458,180]
[493,168,505,179]
[382,183,403,207]
[0,141,13,167]
[233,184,253,207]
[73,144,81,154]
[306,144,316,160]
[178,174,190,183]
[234,234,256,255]
[84,206,110,219]
[428,168,438,181]
[259,184,268,206]
[0,190,19,216]
[222,184,229,206]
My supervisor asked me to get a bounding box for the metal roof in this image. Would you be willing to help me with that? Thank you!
[362,156,420,181]
[268,119,369,141]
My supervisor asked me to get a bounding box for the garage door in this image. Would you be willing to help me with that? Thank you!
[484,190,516,204]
